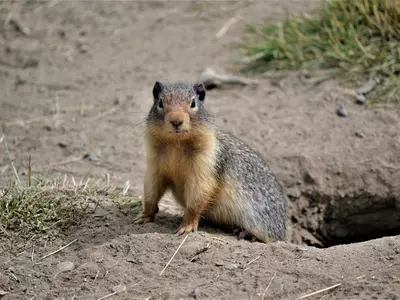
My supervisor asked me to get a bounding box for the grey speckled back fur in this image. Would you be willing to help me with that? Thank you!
[215,130,287,241]
[146,82,287,242]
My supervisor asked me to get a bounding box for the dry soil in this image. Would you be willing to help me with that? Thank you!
[0,1,399,299]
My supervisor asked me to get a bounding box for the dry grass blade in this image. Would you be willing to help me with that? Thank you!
[190,242,210,262]
[96,285,127,300]
[261,272,276,300]
[294,283,342,300]
[46,156,82,168]
[244,255,261,271]
[159,234,189,276]
[216,16,239,38]
[40,239,77,261]
[0,127,21,186]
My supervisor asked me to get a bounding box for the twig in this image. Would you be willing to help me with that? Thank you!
[47,156,82,168]
[0,224,10,236]
[0,127,21,186]
[5,115,55,127]
[4,250,26,264]
[212,237,226,243]
[31,245,34,262]
[28,154,32,187]
[40,239,77,261]
[294,283,341,300]
[190,243,210,262]
[96,286,127,300]
[216,16,239,38]
[122,180,130,196]
[90,106,118,121]
[93,270,100,283]
[159,234,189,276]
[243,255,260,271]
[261,272,276,300]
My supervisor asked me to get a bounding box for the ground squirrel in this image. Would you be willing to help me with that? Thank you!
[134,81,287,242]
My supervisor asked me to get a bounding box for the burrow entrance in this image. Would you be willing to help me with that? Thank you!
[289,192,400,248]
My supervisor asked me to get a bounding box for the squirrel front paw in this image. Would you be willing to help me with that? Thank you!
[133,212,154,225]
[175,220,199,235]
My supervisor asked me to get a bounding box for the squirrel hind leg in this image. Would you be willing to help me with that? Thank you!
[233,227,259,243]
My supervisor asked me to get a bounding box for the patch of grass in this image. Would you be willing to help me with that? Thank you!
[242,0,400,104]
[0,174,140,240]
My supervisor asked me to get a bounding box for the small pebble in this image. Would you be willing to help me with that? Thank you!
[79,44,89,54]
[112,284,126,293]
[336,105,347,117]
[355,93,366,104]
[355,131,365,138]
[214,261,224,267]
[57,261,74,272]
[83,153,99,162]
[190,288,197,299]
[57,142,67,148]
[356,78,377,95]
[225,263,238,270]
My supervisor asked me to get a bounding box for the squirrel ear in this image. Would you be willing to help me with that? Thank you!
[152,81,163,101]
[194,82,206,102]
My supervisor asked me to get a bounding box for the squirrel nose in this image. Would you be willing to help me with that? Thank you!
[170,120,183,129]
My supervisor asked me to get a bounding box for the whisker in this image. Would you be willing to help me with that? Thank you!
[128,120,147,133]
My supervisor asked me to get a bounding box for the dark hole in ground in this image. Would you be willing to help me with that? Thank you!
[290,193,400,248]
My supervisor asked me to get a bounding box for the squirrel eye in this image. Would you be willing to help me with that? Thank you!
[158,99,164,109]
[190,98,196,109]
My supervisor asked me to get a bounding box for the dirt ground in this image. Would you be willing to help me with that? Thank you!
[0,1,400,299]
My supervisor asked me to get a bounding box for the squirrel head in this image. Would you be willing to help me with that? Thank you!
[146,81,211,141]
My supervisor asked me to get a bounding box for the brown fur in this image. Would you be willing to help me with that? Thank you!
[134,82,287,243]
[135,95,225,234]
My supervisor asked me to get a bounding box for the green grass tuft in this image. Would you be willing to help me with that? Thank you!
[243,0,400,104]
[0,175,140,240]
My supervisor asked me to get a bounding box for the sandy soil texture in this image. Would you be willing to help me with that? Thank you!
[0,1,399,299]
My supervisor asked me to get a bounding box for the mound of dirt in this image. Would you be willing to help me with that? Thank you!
[0,1,399,299]
[1,206,400,299]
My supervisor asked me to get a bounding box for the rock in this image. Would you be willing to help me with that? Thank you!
[215,261,224,267]
[83,153,99,162]
[336,105,347,117]
[57,261,75,272]
[57,142,67,148]
[9,17,31,35]
[286,187,301,198]
[299,229,324,247]
[126,256,141,264]
[179,240,205,257]
[304,171,319,185]
[355,131,365,138]
[190,288,197,299]
[22,58,39,69]
[112,284,126,293]
[355,93,366,104]
[356,78,378,95]
[225,263,238,270]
